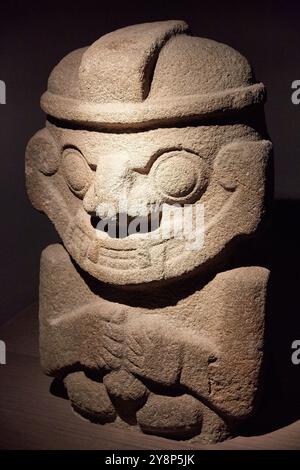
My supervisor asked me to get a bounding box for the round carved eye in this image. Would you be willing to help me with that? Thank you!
[61,148,93,197]
[152,150,208,202]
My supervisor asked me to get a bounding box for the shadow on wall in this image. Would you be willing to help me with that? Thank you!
[240,200,300,436]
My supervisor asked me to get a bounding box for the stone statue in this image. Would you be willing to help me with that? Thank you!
[26,20,272,443]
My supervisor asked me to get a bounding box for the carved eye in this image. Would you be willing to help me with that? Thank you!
[61,148,93,198]
[152,150,208,202]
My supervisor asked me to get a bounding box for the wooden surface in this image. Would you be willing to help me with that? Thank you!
[0,304,299,450]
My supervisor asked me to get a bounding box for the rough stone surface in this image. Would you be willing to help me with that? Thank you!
[64,372,116,423]
[26,20,272,444]
[137,394,203,437]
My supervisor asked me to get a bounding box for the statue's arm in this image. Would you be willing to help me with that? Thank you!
[180,267,269,418]
[124,267,269,419]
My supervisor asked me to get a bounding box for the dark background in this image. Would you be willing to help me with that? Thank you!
[0,0,300,443]
[0,0,299,325]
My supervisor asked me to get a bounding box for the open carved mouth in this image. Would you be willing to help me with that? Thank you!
[90,210,163,239]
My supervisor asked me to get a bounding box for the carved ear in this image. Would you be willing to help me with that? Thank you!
[25,127,59,177]
[25,127,60,212]
[213,140,272,192]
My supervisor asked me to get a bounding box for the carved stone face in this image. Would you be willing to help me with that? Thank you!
[26,121,270,285]
[26,20,271,285]
[26,21,271,443]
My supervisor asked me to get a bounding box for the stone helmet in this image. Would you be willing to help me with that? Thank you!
[41,20,265,129]
[26,21,271,286]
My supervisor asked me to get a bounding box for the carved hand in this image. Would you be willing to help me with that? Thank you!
[123,315,183,386]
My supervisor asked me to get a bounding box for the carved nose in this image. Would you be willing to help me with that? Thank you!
[82,182,98,214]
[83,154,130,215]
[83,180,128,216]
